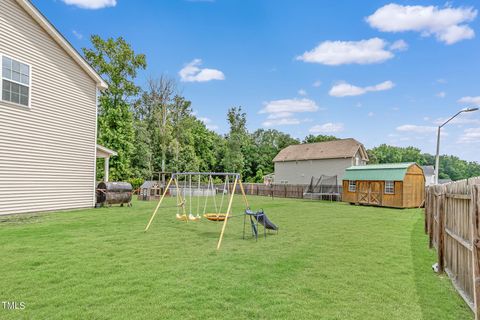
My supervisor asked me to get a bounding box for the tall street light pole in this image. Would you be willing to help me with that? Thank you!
[434,107,479,184]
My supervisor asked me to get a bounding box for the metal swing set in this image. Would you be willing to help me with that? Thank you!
[143,172,250,250]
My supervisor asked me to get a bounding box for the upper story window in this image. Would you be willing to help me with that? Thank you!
[1,55,30,107]
[385,181,395,194]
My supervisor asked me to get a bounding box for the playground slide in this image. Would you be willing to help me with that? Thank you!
[254,213,278,231]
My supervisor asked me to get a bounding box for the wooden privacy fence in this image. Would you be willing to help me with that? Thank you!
[151,182,341,200]
[221,183,343,200]
[425,177,480,318]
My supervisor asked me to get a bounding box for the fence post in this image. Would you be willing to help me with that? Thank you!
[437,185,445,274]
[471,185,480,320]
[424,187,429,235]
[429,189,435,249]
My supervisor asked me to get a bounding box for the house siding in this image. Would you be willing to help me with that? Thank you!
[274,153,365,185]
[0,0,97,215]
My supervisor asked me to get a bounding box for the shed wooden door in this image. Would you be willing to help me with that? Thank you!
[357,181,369,204]
[357,181,382,206]
[368,182,382,206]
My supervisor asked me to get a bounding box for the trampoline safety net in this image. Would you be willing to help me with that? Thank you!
[303,175,341,201]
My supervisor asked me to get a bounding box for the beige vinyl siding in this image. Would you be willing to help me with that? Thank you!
[274,150,366,185]
[0,0,97,215]
[274,158,353,185]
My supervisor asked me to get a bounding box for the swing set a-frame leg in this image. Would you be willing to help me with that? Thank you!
[144,177,173,232]
[238,179,250,209]
[216,177,238,250]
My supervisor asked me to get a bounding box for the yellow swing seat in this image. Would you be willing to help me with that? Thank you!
[188,214,201,222]
[203,213,230,221]
[176,214,188,222]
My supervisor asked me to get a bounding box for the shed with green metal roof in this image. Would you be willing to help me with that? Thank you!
[342,163,425,208]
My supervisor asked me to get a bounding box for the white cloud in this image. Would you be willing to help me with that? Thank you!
[72,30,83,40]
[390,39,408,51]
[312,80,322,87]
[266,112,294,120]
[459,128,480,143]
[366,4,477,45]
[179,59,225,83]
[309,123,344,134]
[329,80,395,97]
[396,124,437,134]
[436,78,447,84]
[198,116,219,130]
[260,98,319,114]
[329,83,365,97]
[296,38,395,66]
[298,89,307,96]
[458,96,480,106]
[436,91,446,98]
[260,98,320,127]
[62,0,116,9]
[368,112,375,117]
[263,118,302,127]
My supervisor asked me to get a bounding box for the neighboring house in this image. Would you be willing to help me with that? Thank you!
[342,163,425,208]
[263,173,274,185]
[138,181,161,201]
[273,138,369,185]
[422,165,435,186]
[0,0,108,215]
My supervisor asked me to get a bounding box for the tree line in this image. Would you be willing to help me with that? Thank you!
[83,35,480,186]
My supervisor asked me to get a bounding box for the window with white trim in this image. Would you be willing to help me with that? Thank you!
[348,180,356,192]
[355,154,360,166]
[1,56,30,107]
[385,181,395,194]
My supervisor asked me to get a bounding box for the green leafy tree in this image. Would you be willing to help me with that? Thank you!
[303,134,339,144]
[223,107,247,174]
[134,77,177,176]
[131,118,153,179]
[83,35,146,180]
[368,144,480,181]
[367,144,403,164]
[168,96,200,172]
[244,129,299,181]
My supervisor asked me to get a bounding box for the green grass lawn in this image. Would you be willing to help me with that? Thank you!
[0,197,472,319]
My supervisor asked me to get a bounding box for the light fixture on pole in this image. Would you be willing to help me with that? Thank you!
[434,107,479,184]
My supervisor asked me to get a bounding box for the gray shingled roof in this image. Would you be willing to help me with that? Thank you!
[421,165,435,176]
[140,181,160,189]
[273,138,368,162]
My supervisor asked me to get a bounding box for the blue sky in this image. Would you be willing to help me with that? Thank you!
[33,0,480,161]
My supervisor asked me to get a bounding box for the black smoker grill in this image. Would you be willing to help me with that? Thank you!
[96,182,133,207]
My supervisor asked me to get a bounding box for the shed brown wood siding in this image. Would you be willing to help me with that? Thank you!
[342,163,425,208]
[402,164,425,208]
[0,0,98,215]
